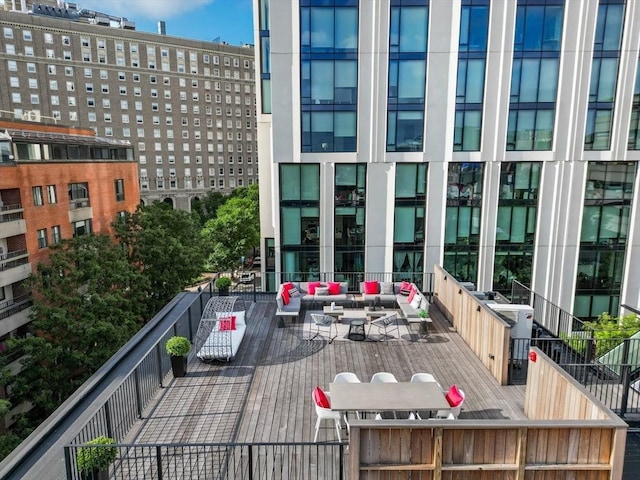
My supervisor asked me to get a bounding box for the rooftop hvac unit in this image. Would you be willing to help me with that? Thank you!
[488,304,534,361]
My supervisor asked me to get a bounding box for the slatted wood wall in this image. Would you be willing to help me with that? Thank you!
[432,265,510,384]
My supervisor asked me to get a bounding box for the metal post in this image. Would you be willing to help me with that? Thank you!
[64,446,73,480]
[248,444,254,480]
[156,343,164,388]
[134,369,143,418]
[104,401,113,439]
[156,445,163,480]
[619,339,631,417]
[188,307,193,341]
[253,277,257,303]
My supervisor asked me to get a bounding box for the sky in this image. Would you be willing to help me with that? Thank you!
[77,0,255,46]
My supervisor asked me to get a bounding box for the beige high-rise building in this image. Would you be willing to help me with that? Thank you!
[0,2,258,210]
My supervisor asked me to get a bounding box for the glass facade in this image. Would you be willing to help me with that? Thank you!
[454,0,489,151]
[394,163,427,283]
[574,162,635,319]
[507,0,564,151]
[301,0,359,152]
[259,0,271,114]
[386,0,428,152]
[444,163,484,283]
[280,164,320,280]
[335,164,366,276]
[493,162,541,295]
[585,0,625,150]
[629,59,640,149]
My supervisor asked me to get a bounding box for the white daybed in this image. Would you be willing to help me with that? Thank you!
[195,296,247,362]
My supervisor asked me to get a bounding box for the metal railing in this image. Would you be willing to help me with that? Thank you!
[64,442,345,480]
[0,293,32,321]
[0,211,23,223]
[0,203,22,212]
[0,255,29,272]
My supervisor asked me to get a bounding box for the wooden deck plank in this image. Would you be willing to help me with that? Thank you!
[128,301,528,446]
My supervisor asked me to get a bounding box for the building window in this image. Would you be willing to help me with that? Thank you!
[493,162,541,296]
[51,225,61,244]
[444,163,484,284]
[629,59,640,149]
[507,0,565,151]
[73,219,92,237]
[37,229,48,249]
[386,0,428,152]
[47,185,57,204]
[334,164,366,276]
[585,1,626,150]
[393,164,427,283]
[114,179,125,201]
[32,186,44,206]
[574,162,636,319]
[300,0,359,152]
[454,0,489,151]
[68,182,89,209]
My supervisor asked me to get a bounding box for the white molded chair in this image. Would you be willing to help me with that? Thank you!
[370,372,398,383]
[367,312,400,343]
[409,373,442,420]
[309,313,337,343]
[312,390,343,442]
[437,388,466,419]
[333,372,361,421]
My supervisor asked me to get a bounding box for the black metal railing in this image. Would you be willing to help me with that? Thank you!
[64,442,345,480]
[0,293,31,321]
[0,211,23,223]
[0,254,29,272]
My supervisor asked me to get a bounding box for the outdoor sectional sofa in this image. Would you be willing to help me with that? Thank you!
[359,280,430,320]
[275,281,349,323]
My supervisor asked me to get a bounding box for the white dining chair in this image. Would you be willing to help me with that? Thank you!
[437,387,466,419]
[312,388,343,442]
[370,372,398,383]
[333,372,361,421]
[409,373,442,420]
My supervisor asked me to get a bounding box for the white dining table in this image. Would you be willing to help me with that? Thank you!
[329,381,450,413]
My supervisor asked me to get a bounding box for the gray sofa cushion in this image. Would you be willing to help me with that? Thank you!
[315,286,329,296]
[380,282,394,294]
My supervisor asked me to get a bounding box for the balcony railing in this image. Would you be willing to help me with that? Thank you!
[0,204,22,212]
[69,199,90,210]
[0,211,23,223]
[0,251,29,272]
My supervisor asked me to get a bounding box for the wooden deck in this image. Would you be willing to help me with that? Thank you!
[129,301,527,445]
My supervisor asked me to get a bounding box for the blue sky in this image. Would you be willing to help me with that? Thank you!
[78,0,254,46]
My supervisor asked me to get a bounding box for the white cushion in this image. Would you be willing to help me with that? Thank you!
[410,296,421,309]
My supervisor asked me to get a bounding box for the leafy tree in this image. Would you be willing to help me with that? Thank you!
[584,312,640,357]
[6,235,146,420]
[202,185,259,272]
[191,192,227,226]
[115,202,206,314]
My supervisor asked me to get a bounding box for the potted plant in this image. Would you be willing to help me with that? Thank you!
[166,336,191,377]
[216,276,232,296]
[76,436,118,480]
[418,308,429,319]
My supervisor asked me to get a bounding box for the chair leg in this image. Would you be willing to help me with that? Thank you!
[314,417,321,442]
[334,419,342,442]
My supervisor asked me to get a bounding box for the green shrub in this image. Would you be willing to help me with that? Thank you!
[165,336,191,357]
[76,436,117,472]
[215,276,232,289]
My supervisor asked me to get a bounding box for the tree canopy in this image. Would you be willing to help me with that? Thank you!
[114,202,206,314]
[7,234,147,419]
[202,184,260,272]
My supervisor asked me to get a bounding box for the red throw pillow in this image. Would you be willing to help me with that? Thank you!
[363,280,379,295]
[407,286,416,303]
[399,281,411,295]
[445,385,464,407]
[282,282,294,293]
[307,281,322,295]
[327,281,341,295]
[281,287,290,305]
[312,386,330,408]
[219,316,236,331]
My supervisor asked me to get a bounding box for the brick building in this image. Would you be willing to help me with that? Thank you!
[0,119,138,341]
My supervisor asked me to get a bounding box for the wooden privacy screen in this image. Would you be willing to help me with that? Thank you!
[432,265,510,384]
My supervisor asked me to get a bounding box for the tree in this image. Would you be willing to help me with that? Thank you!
[202,185,260,272]
[115,202,206,314]
[191,192,227,226]
[6,235,147,421]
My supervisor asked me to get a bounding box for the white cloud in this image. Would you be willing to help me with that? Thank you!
[78,0,214,20]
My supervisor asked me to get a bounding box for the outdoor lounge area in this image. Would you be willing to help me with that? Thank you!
[0,268,629,479]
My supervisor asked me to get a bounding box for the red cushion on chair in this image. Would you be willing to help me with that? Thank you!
[281,288,290,305]
[327,281,341,295]
[219,316,236,331]
[307,281,322,295]
[407,286,416,303]
[313,386,331,408]
[445,385,464,407]
[363,281,379,294]
[282,282,294,293]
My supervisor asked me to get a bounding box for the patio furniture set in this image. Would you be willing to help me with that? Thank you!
[275,279,432,333]
[309,306,400,343]
[312,372,465,442]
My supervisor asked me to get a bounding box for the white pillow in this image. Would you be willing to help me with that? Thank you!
[410,296,421,309]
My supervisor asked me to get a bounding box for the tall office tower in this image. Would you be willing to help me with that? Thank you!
[0,4,258,211]
[254,0,640,319]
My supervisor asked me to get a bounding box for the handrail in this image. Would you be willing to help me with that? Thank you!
[0,249,27,261]
[0,204,22,212]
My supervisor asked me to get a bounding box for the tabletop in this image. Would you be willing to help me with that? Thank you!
[329,381,450,412]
